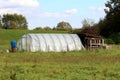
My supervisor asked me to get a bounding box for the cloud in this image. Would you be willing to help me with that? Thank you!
[42,12,69,18]
[0,7,37,16]
[40,9,78,18]
[0,0,39,8]
[0,0,77,18]
[0,8,21,14]
[65,9,78,14]
[89,6,105,15]
[0,0,40,16]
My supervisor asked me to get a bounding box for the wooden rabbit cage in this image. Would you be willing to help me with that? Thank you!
[77,33,105,50]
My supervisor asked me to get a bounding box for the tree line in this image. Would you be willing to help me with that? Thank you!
[99,0,120,44]
[0,14,72,30]
[34,21,72,31]
[81,0,120,44]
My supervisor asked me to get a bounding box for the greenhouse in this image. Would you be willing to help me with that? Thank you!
[17,34,84,52]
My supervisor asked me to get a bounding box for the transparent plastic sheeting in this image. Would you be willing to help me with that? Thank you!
[17,34,85,52]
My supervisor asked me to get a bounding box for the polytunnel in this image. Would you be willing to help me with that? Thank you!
[17,34,84,52]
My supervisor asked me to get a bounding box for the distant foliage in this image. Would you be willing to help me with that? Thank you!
[34,26,52,30]
[100,0,120,37]
[2,13,28,29]
[0,21,2,29]
[56,21,72,30]
[81,18,95,29]
[109,33,120,44]
[33,27,43,30]
[0,16,2,29]
[104,38,115,44]
[81,25,100,36]
[97,0,120,44]
[44,26,52,30]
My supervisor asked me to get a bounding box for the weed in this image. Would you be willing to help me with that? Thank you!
[10,70,16,80]
[103,68,108,80]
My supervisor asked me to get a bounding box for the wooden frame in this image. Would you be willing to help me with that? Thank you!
[85,37,104,50]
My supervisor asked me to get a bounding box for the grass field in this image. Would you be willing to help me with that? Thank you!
[0,29,120,80]
[0,47,120,80]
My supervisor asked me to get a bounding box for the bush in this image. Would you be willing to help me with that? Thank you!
[80,26,100,36]
[56,21,72,30]
[104,38,115,44]
[44,26,52,30]
[110,33,120,44]
[33,27,43,30]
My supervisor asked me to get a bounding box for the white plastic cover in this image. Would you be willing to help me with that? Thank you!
[17,34,84,52]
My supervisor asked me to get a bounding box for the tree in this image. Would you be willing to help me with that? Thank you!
[0,22,2,29]
[10,21,17,29]
[100,0,120,37]
[2,13,28,29]
[56,21,72,30]
[98,0,120,44]
[82,18,95,29]
[0,15,2,29]
[81,25,100,37]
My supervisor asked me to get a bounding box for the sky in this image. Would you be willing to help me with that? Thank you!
[0,0,107,29]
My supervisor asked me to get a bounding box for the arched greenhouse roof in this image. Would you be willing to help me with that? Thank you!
[17,34,84,52]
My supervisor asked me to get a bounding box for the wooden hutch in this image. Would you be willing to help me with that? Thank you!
[77,33,105,50]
